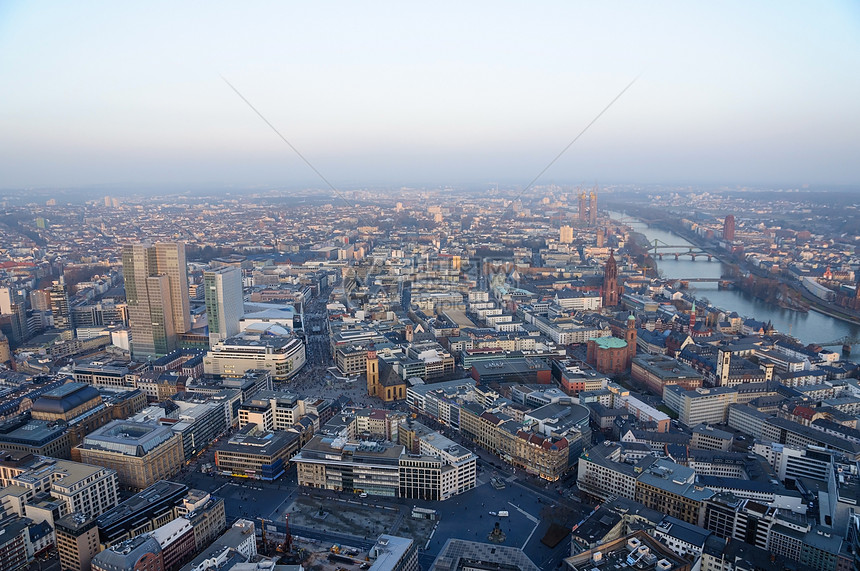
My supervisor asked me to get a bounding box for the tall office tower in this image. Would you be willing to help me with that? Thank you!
[589,189,598,225]
[723,214,735,242]
[153,242,192,334]
[50,277,72,330]
[602,249,619,307]
[0,286,28,346]
[123,242,190,359]
[30,288,51,311]
[559,225,574,244]
[204,266,244,345]
[578,192,588,222]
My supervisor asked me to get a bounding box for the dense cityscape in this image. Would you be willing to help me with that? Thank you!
[0,185,858,571]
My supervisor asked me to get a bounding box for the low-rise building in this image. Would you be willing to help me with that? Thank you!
[175,490,225,551]
[96,481,188,547]
[631,355,703,395]
[8,456,118,520]
[150,518,195,571]
[293,430,478,501]
[366,535,418,571]
[690,424,733,451]
[214,425,300,481]
[75,421,183,490]
[0,418,72,459]
[563,531,690,571]
[430,538,539,571]
[90,534,163,571]
[635,460,715,525]
[177,520,257,571]
[204,325,306,381]
[651,515,713,560]
[663,385,738,426]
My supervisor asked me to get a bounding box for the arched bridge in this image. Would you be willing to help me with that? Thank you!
[812,336,860,354]
[648,239,715,261]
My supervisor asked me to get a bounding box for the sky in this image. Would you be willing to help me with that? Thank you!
[1,1,859,191]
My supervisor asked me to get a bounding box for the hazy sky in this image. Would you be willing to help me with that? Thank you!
[2,1,859,190]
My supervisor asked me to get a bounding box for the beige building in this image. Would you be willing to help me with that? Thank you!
[294,430,478,501]
[175,490,226,551]
[204,325,306,381]
[55,513,101,571]
[75,421,184,490]
[9,457,118,520]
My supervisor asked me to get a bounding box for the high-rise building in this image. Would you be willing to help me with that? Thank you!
[723,214,735,242]
[589,189,598,225]
[578,192,588,222]
[153,243,191,334]
[559,225,574,244]
[203,267,244,346]
[123,242,191,359]
[602,249,620,307]
[51,276,72,330]
[0,286,28,346]
[30,288,51,311]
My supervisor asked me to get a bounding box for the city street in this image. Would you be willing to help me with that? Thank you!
[165,284,589,569]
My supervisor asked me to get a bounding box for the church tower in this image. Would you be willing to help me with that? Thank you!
[366,350,379,397]
[625,314,637,366]
[602,250,619,307]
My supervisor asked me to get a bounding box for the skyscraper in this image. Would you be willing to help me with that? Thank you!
[204,266,244,346]
[122,242,190,359]
[0,286,28,346]
[50,276,71,331]
[589,189,598,225]
[723,215,735,242]
[578,192,588,222]
[153,242,191,334]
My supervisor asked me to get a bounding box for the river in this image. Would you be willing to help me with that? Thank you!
[609,212,860,363]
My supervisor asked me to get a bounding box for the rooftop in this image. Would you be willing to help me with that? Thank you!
[80,420,176,457]
[430,538,539,571]
[590,337,628,349]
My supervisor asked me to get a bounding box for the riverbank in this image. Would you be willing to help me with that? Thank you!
[615,209,858,324]
[806,299,860,326]
[608,209,860,361]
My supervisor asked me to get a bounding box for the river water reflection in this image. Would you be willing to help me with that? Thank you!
[610,212,860,363]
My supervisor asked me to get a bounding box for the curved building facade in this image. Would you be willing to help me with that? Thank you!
[203,324,306,381]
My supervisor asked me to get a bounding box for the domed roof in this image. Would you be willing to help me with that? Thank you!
[31,382,100,415]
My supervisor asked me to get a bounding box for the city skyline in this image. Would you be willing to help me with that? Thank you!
[2,1,859,191]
